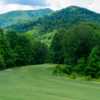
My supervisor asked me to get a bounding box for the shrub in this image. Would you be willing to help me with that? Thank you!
[53,64,65,75]
[70,73,77,79]
[85,46,100,78]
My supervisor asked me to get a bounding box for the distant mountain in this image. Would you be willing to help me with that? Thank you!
[4,6,100,34]
[0,8,53,28]
[32,6,100,34]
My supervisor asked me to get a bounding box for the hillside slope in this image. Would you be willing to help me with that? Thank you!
[26,8,100,46]
[0,64,100,100]
[0,8,53,28]
[32,6,100,34]
[4,6,100,33]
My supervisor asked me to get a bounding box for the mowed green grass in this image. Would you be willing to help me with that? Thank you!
[0,64,100,100]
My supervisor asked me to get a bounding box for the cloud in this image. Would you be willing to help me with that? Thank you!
[0,0,47,6]
[0,0,49,14]
[0,0,100,14]
[45,0,95,10]
[0,4,35,14]
[88,0,100,13]
[46,0,100,13]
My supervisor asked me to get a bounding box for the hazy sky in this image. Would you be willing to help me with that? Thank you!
[0,0,100,14]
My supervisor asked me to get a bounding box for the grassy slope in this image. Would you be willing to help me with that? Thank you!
[0,64,100,100]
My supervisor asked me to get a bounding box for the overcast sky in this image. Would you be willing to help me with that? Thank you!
[0,0,100,14]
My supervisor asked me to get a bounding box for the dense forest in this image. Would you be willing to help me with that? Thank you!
[51,22,100,78]
[0,6,100,78]
[0,29,48,69]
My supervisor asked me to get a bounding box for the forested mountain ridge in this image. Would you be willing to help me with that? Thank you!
[0,6,100,78]
[32,6,100,34]
[24,6,100,45]
[2,6,100,34]
[0,8,53,28]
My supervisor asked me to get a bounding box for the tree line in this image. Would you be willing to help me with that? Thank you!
[0,29,48,69]
[51,23,100,78]
[0,22,100,78]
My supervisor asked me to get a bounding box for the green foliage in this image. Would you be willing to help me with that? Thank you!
[85,46,100,78]
[0,29,15,68]
[26,6,100,36]
[0,9,53,29]
[63,65,73,75]
[53,64,65,75]
[6,30,33,66]
[50,30,65,64]
[32,41,48,64]
[85,75,92,81]
[74,57,86,75]
[69,72,77,79]
[0,54,5,69]
[51,23,100,78]
[0,6,100,79]
[64,23,100,64]
[0,29,48,69]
